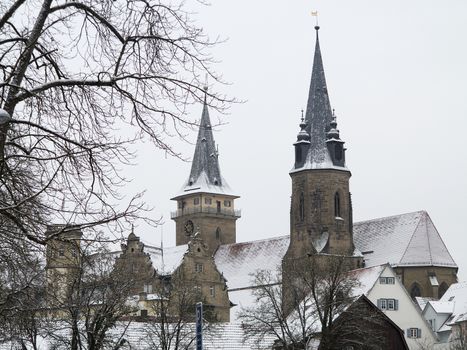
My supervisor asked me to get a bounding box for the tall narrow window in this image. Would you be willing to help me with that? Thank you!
[216,227,221,240]
[299,192,305,222]
[334,192,341,217]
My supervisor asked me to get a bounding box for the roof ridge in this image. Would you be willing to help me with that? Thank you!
[424,212,434,265]
[424,212,457,266]
[218,234,289,248]
[399,213,424,264]
[355,210,425,225]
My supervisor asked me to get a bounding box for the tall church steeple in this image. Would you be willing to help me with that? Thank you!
[286,26,358,259]
[292,26,348,172]
[171,89,240,254]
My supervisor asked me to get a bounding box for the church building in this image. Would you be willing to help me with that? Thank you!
[45,25,458,327]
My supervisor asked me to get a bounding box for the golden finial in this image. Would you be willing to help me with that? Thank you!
[311,10,319,27]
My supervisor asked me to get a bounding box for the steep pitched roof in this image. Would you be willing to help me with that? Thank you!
[214,235,289,290]
[353,211,457,268]
[173,93,236,199]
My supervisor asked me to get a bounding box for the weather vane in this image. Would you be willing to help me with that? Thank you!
[311,10,319,26]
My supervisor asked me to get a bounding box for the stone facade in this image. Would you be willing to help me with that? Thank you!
[394,266,458,299]
[172,192,239,255]
[45,225,82,306]
[287,169,356,258]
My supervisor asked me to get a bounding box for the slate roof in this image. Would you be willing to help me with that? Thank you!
[353,210,457,268]
[291,26,348,173]
[214,235,289,290]
[173,92,236,199]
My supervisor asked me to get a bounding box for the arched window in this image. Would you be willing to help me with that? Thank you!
[215,227,221,240]
[439,282,449,299]
[410,283,422,299]
[299,192,305,222]
[334,192,341,218]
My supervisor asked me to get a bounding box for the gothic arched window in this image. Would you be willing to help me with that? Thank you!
[299,192,305,222]
[215,227,221,240]
[334,192,341,218]
[410,283,422,299]
[439,282,449,299]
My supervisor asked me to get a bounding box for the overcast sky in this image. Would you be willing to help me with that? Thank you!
[123,0,467,281]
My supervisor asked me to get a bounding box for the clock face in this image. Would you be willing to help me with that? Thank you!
[184,220,194,235]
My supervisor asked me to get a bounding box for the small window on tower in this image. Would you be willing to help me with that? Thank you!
[299,192,305,222]
[335,144,343,160]
[216,227,221,240]
[194,197,200,205]
[334,192,341,218]
[205,197,212,205]
[295,147,302,163]
[224,200,231,207]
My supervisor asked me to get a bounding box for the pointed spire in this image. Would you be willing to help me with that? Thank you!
[303,25,335,166]
[187,86,222,188]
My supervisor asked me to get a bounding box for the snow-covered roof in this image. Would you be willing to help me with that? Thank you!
[439,281,467,326]
[428,301,454,314]
[353,211,457,268]
[415,296,435,311]
[0,321,275,350]
[346,264,386,297]
[172,170,237,199]
[214,235,289,290]
[146,244,188,275]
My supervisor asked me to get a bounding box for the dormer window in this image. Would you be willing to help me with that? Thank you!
[334,192,341,217]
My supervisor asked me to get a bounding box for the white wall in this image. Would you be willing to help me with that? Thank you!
[366,266,437,350]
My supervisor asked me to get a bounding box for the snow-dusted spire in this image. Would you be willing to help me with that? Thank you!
[187,87,222,188]
[291,26,348,172]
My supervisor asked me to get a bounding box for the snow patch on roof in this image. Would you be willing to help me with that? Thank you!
[172,170,237,199]
[347,264,386,297]
[147,244,187,275]
[215,235,289,290]
[428,301,454,314]
[353,211,457,268]
[440,281,467,326]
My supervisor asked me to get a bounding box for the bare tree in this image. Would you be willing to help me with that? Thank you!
[239,255,388,350]
[45,240,138,350]
[0,0,232,247]
[449,321,467,350]
[143,274,212,350]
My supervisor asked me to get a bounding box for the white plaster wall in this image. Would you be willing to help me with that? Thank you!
[366,266,437,350]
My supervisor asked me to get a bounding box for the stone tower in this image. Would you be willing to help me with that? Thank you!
[45,224,82,306]
[171,89,240,255]
[284,26,360,261]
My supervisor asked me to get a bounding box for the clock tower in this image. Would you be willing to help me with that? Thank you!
[171,88,240,255]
